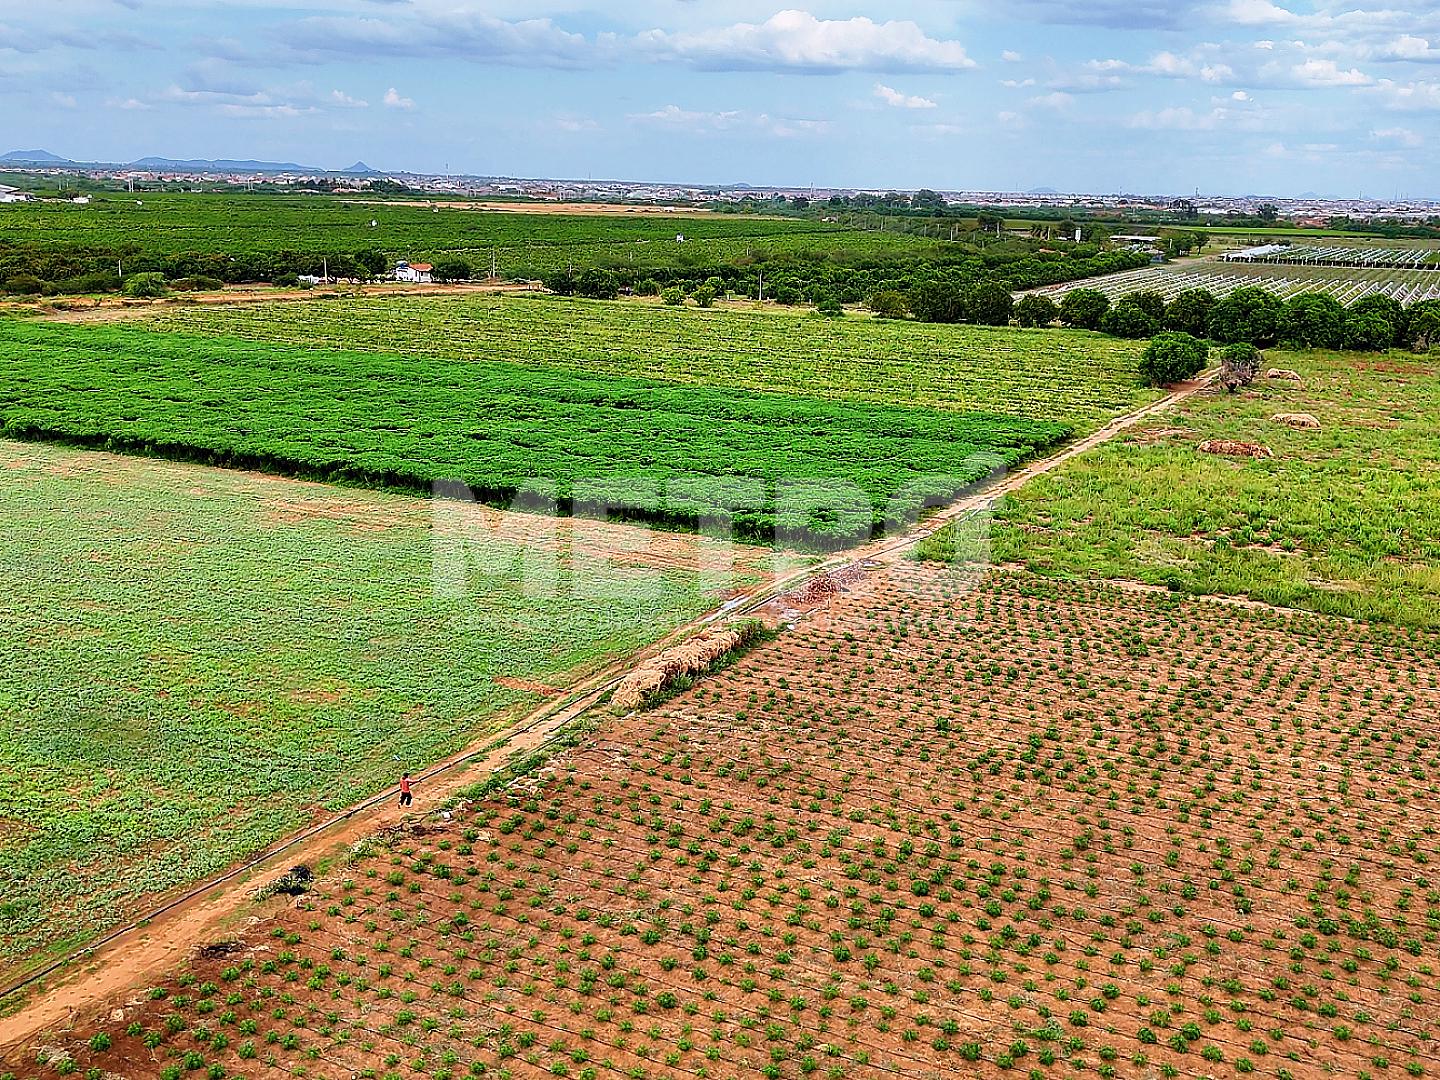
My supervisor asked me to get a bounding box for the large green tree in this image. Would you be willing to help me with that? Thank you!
[1100,300,1160,339]
[1164,289,1216,338]
[1207,286,1282,346]
[1278,294,1347,349]
[962,281,1015,326]
[907,281,967,324]
[1348,294,1407,347]
[1139,332,1209,386]
[1014,294,1058,328]
[1059,288,1110,330]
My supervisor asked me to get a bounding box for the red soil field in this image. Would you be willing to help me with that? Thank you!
[12,563,1440,1080]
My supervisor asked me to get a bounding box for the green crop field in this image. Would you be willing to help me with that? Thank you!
[0,318,1076,544]
[0,192,833,257]
[0,192,932,280]
[0,438,760,976]
[922,350,1440,627]
[138,293,1156,428]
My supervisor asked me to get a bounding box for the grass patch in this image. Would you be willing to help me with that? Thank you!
[922,349,1440,627]
[0,438,733,976]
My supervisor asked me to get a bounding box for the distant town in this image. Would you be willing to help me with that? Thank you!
[1,149,1436,225]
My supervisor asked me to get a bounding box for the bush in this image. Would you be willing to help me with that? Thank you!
[273,272,300,288]
[1344,311,1393,352]
[660,286,685,306]
[122,272,168,299]
[1125,290,1167,321]
[962,281,1014,326]
[1207,286,1281,346]
[55,272,122,295]
[1349,294,1406,347]
[816,296,844,317]
[169,276,224,293]
[1218,342,1261,392]
[1059,289,1110,330]
[576,268,619,300]
[3,274,44,295]
[1140,332,1209,387]
[1405,301,1440,352]
[907,281,966,323]
[868,290,909,319]
[1099,301,1160,339]
[692,285,717,308]
[1278,294,1346,349]
[1163,288,1216,337]
[432,259,472,283]
[1014,294,1058,328]
[543,269,577,296]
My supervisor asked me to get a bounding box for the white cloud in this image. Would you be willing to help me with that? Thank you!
[382,86,414,109]
[1291,58,1372,86]
[874,82,937,108]
[1001,50,1023,62]
[1127,99,1273,131]
[1146,51,1235,82]
[282,12,593,69]
[1372,125,1422,146]
[553,114,598,133]
[1128,106,1217,130]
[634,10,976,73]
[1232,89,1251,100]
[1375,35,1440,62]
[328,89,367,108]
[629,104,830,137]
[50,91,78,108]
[1223,0,1301,27]
[1028,91,1073,109]
[914,122,968,137]
[1001,77,1036,88]
[1371,77,1440,110]
[1086,51,1235,83]
[634,104,743,129]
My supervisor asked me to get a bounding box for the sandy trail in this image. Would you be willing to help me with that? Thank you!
[8,281,536,325]
[0,370,1213,1057]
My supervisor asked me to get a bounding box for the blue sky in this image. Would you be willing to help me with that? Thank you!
[4,0,1440,196]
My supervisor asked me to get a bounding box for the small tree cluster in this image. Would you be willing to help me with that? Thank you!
[1139,332,1209,387]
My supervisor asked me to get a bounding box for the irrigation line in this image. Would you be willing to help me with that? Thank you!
[0,379,1199,1016]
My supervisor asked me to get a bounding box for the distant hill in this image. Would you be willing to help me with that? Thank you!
[128,156,326,172]
[1,149,73,163]
[341,161,379,174]
[1027,187,1060,195]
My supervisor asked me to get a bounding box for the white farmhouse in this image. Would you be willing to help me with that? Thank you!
[394,261,433,283]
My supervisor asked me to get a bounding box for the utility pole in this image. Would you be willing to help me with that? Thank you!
[758,270,764,302]
[323,255,328,284]
[491,249,497,281]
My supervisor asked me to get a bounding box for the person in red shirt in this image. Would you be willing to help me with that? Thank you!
[398,773,414,808]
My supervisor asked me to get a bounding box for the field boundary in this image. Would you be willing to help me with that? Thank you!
[0,370,1213,1054]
